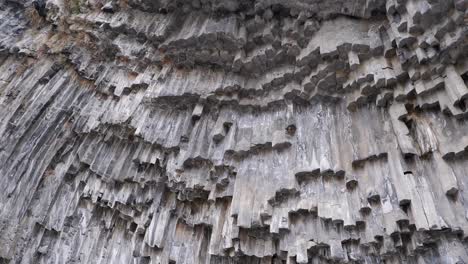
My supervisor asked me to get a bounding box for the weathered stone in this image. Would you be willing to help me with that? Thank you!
[0,0,468,263]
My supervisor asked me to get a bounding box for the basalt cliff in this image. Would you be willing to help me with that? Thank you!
[0,0,468,263]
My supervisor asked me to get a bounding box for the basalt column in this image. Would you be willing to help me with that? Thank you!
[0,0,468,263]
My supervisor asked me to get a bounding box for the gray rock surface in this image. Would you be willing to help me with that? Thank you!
[0,0,468,263]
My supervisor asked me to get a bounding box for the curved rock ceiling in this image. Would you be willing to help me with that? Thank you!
[0,0,468,263]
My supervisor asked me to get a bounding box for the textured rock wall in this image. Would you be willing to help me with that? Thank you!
[0,0,468,263]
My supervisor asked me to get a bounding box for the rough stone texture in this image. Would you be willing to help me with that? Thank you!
[0,0,468,263]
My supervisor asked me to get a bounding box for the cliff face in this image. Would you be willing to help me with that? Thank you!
[0,0,468,263]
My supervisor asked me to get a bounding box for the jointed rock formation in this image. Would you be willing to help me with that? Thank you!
[0,0,468,263]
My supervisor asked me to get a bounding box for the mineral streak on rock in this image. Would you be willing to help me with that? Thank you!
[0,0,468,263]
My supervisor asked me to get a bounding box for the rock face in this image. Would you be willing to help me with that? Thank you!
[0,0,468,263]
